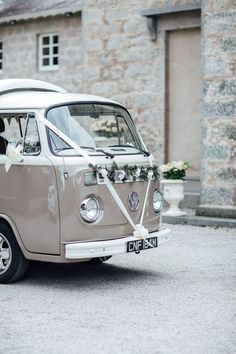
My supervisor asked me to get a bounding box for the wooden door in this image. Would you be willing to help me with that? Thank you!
[167,28,201,178]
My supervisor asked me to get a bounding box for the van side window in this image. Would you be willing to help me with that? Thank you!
[0,113,40,155]
[23,114,41,155]
[0,114,26,155]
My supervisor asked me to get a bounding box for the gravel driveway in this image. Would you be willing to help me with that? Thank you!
[0,224,235,354]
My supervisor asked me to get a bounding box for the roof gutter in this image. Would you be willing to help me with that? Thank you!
[0,5,82,25]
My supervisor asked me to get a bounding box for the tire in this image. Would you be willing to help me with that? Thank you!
[0,223,29,284]
[88,256,112,264]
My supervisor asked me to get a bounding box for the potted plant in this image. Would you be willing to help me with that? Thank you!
[160,161,190,216]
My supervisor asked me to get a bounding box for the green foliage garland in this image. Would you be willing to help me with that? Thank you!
[89,162,159,183]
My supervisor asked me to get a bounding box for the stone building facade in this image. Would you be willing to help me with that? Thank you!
[200,0,236,216]
[0,0,235,216]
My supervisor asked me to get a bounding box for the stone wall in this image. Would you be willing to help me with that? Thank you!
[82,0,163,161]
[201,0,236,207]
[0,14,83,92]
[82,0,201,163]
[1,0,235,209]
[0,0,201,164]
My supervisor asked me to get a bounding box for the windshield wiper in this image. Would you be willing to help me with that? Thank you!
[80,146,114,159]
[109,145,150,157]
[55,146,73,151]
[96,149,114,159]
[80,146,96,150]
[56,145,114,159]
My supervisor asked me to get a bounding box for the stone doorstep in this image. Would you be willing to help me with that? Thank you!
[180,192,200,209]
[161,210,236,229]
[196,205,236,219]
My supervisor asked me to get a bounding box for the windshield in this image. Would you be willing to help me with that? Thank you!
[46,103,145,155]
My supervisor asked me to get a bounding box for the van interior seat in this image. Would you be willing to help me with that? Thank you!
[0,118,8,154]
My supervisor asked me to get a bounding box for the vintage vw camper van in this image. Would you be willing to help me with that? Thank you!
[0,79,170,283]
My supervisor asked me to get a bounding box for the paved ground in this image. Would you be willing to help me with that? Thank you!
[0,224,235,354]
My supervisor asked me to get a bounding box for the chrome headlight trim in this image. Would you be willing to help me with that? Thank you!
[153,190,163,213]
[80,197,100,223]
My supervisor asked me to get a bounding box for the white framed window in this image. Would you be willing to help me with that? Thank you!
[0,41,3,73]
[38,34,59,71]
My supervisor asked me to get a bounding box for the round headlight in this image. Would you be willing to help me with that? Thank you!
[80,197,100,222]
[153,190,163,213]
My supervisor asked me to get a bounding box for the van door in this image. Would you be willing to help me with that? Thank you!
[0,113,60,255]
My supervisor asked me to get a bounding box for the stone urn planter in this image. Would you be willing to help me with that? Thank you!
[161,179,186,216]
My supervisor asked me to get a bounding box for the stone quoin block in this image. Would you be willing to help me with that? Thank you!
[204,57,232,76]
[224,125,236,140]
[205,12,236,35]
[201,186,232,206]
[203,145,229,160]
[219,80,236,96]
[203,101,236,118]
[217,167,236,182]
[223,36,236,52]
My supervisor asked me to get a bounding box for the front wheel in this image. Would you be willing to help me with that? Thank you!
[0,224,29,284]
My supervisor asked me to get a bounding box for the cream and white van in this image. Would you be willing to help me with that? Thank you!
[0,79,170,283]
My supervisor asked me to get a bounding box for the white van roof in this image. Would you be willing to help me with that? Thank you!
[0,79,120,110]
[0,78,67,95]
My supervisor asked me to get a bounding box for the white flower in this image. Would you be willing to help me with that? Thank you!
[148,170,153,179]
[160,164,169,173]
[117,170,126,181]
[183,161,190,170]
[169,161,176,169]
[175,161,184,170]
[135,168,141,178]
[100,168,108,178]
[25,134,39,145]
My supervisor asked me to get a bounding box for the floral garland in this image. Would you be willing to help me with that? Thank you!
[89,161,159,183]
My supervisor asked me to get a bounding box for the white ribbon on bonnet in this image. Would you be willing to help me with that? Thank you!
[39,116,155,245]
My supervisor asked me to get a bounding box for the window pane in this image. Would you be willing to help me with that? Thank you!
[0,42,2,50]
[43,47,50,55]
[0,114,27,146]
[48,130,70,153]
[23,116,41,155]
[0,53,2,60]
[42,36,50,45]
[39,34,59,69]
[0,63,2,70]
[53,57,58,65]
[53,35,58,44]
[47,104,144,155]
[42,58,49,66]
[53,46,58,55]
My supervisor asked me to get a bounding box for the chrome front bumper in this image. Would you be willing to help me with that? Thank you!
[65,228,171,260]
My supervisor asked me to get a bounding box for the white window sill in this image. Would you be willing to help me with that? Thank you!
[38,65,59,72]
